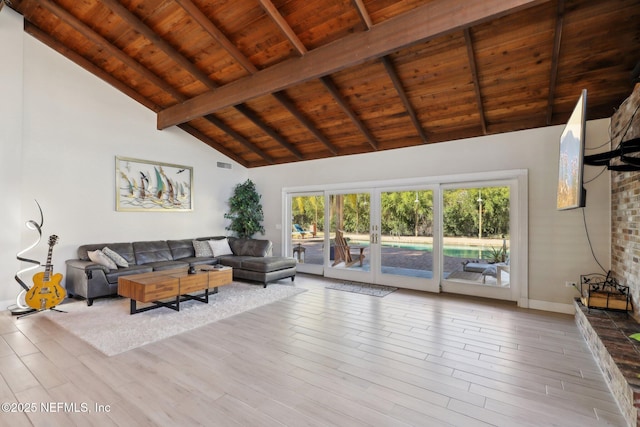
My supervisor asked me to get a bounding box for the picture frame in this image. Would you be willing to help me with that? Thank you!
[116,156,193,212]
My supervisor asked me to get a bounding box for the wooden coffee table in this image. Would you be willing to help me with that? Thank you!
[118,266,233,314]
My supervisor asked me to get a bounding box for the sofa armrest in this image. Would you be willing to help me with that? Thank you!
[65,259,115,304]
[65,259,110,273]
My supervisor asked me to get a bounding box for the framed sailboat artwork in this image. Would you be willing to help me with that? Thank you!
[115,156,193,212]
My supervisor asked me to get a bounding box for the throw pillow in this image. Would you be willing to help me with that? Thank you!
[88,250,117,270]
[208,238,234,257]
[193,239,214,257]
[102,246,129,268]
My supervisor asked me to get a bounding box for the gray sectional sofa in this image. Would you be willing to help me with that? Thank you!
[65,236,296,305]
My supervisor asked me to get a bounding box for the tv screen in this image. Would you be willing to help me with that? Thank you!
[557,89,587,210]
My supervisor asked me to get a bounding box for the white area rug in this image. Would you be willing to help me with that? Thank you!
[325,282,398,297]
[44,282,305,356]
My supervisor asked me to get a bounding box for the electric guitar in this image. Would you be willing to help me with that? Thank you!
[26,235,65,311]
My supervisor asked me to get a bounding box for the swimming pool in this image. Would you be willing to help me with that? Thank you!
[352,240,502,260]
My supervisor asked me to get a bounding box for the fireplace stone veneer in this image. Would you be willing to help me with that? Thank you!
[574,299,640,427]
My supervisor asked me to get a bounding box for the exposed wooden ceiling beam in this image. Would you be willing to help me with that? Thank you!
[352,0,428,143]
[176,0,341,159]
[257,0,308,55]
[178,124,249,167]
[464,28,487,135]
[233,104,305,160]
[320,76,378,150]
[257,0,348,155]
[174,0,257,74]
[546,0,565,125]
[204,115,275,164]
[24,22,160,112]
[158,0,547,129]
[102,0,294,164]
[380,56,429,143]
[25,10,246,167]
[350,0,373,29]
[261,0,379,152]
[271,92,340,155]
[101,0,216,91]
[36,0,186,103]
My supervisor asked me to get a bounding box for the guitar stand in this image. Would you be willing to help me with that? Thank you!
[17,306,66,319]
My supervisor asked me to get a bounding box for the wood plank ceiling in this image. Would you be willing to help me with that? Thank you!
[8,0,640,168]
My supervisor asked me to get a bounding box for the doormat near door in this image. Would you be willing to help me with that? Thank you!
[325,282,398,297]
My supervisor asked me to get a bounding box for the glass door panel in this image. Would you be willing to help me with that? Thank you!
[328,192,370,269]
[325,192,373,283]
[441,184,512,300]
[289,193,324,274]
[380,190,434,279]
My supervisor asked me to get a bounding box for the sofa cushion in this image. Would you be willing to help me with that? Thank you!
[133,241,173,265]
[208,238,233,257]
[177,256,217,266]
[482,265,497,277]
[168,239,196,260]
[228,238,272,257]
[240,257,297,273]
[144,260,190,271]
[102,246,129,268]
[217,255,248,269]
[482,261,508,277]
[105,265,154,284]
[463,262,491,273]
[192,239,214,257]
[88,250,117,270]
[78,242,135,264]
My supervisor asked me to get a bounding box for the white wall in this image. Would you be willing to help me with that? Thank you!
[249,119,611,311]
[0,13,248,308]
[0,8,25,310]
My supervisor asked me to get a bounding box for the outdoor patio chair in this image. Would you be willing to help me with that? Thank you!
[293,224,310,238]
[332,230,365,268]
[463,258,509,284]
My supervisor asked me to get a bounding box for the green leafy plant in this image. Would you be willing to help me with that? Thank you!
[224,179,265,238]
[487,246,506,263]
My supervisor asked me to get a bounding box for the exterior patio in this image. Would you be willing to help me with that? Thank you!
[292,235,510,286]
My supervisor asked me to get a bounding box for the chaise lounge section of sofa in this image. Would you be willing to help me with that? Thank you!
[65,236,296,306]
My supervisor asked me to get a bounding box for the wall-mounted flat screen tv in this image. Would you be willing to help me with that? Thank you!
[557,89,587,210]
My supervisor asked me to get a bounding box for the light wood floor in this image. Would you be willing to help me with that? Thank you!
[0,274,627,426]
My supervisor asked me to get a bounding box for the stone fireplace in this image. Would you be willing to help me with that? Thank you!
[611,83,640,319]
[576,83,640,427]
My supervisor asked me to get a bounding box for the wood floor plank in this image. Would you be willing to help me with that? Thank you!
[2,331,39,357]
[0,353,41,394]
[47,382,118,427]
[0,275,627,426]
[20,352,69,390]
[14,385,74,427]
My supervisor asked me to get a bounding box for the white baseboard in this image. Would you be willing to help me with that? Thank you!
[1,298,17,312]
[527,299,576,315]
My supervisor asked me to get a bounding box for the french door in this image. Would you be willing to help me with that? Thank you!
[285,170,526,304]
[323,187,440,292]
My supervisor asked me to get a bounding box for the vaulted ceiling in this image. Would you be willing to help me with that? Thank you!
[8,0,640,167]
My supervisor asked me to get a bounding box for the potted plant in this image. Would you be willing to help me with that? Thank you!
[224,179,265,238]
[487,246,506,263]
